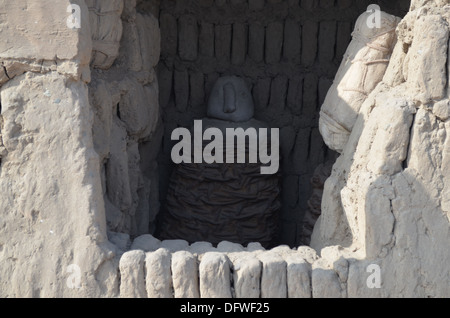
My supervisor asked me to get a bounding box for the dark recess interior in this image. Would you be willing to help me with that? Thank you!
[136,0,411,247]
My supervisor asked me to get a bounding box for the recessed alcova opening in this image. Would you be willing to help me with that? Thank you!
[105,0,411,249]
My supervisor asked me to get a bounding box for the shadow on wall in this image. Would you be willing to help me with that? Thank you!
[153,0,360,247]
[152,0,412,247]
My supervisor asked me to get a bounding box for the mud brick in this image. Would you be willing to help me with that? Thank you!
[249,22,265,62]
[231,22,248,66]
[269,75,288,110]
[215,0,227,6]
[160,13,177,56]
[308,127,326,167]
[265,21,284,64]
[215,24,232,62]
[204,72,220,102]
[174,69,189,112]
[301,20,318,66]
[178,15,198,61]
[287,77,304,115]
[320,0,334,9]
[283,19,301,63]
[336,0,352,8]
[302,73,318,118]
[249,0,265,10]
[292,127,311,174]
[318,21,336,63]
[189,71,205,108]
[335,21,352,61]
[158,63,173,108]
[318,77,333,106]
[199,22,215,57]
[253,77,272,110]
[301,0,318,11]
[230,0,247,7]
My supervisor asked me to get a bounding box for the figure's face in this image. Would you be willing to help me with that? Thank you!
[207,76,254,122]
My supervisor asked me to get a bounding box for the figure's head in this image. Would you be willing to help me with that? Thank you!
[207,76,254,122]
